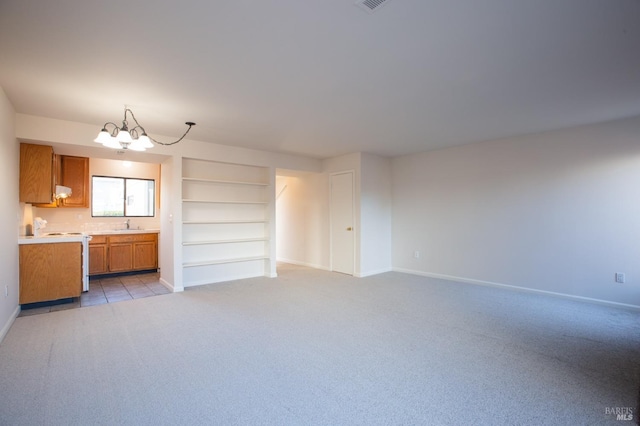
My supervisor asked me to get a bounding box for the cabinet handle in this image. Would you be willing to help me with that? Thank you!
[346,227,353,231]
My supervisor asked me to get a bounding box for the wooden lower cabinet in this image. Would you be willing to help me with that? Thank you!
[19,242,82,304]
[89,233,158,275]
[88,235,108,275]
[133,240,157,270]
[109,243,134,272]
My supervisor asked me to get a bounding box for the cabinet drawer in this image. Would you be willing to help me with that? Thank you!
[90,235,107,244]
[109,233,157,243]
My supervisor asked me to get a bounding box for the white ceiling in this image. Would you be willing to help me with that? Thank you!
[1,0,639,159]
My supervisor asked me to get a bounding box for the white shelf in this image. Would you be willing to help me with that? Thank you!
[182,177,269,186]
[181,158,272,286]
[183,256,269,268]
[183,238,269,246]
[182,199,268,205]
[183,220,267,224]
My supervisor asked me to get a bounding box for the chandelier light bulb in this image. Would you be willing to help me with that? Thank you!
[94,129,112,144]
[137,133,153,149]
[116,129,133,144]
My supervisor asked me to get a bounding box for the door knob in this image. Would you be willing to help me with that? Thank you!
[346,227,352,231]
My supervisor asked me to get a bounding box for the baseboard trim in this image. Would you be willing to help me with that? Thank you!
[183,272,264,288]
[277,259,391,278]
[0,304,20,344]
[393,268,640,311]
[160,277,183,293]
[277,258,330,271]
[356,267,393,278]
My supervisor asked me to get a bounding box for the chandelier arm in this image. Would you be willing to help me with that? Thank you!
[124,107,195,146]
[129,125,145,139]
[101,122,121,136]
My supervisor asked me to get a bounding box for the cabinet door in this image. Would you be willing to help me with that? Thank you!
[133,241,157,270]
[60,156,89,208]
[109,243,133,272]
[89,245,108,275]
[19,242,82,304]
[19,143,53,204]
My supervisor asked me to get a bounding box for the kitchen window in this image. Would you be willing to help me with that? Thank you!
[92,176,155,217]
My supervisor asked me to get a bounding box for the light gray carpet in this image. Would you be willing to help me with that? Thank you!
[0,263,638,425]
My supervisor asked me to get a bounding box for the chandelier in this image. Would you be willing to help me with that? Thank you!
[94,107,196,151]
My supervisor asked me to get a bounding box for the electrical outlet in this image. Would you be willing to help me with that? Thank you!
[414,251,420,259]
[4,285,7,297]
[615,273,625,284]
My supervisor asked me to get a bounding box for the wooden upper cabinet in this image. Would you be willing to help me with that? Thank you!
[31,154,90,208]
[59,155,89,208]
[19,143,54,204]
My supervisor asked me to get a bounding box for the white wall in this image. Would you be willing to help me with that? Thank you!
[0,87,20,342]
[392,116,640,308]
[269,153,364,274]
[276,154,361,274]
[275,171,329,270]
[359,152,392,276]
[159,156,176,291]
[276,152,393,277]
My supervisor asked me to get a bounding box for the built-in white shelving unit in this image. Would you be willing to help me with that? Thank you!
[182,158,272,287]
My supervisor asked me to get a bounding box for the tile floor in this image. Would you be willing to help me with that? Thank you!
[19,272,170,317]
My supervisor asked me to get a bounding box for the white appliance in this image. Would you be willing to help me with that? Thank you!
[81,234,91,291]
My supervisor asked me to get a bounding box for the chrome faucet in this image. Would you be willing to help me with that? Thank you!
[125,219,130,230]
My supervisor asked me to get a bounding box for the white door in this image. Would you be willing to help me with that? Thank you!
[330,171,354,275]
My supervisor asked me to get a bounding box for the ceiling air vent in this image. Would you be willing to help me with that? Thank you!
[355,0,391,13]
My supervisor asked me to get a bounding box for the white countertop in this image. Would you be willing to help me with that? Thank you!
[19,229,160,245]
[19,234,86,245]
